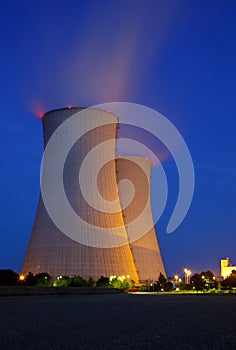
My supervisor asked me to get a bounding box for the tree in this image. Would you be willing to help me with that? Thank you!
[157,273,167,290]
[25,272,37,286]
[200,271,217,290]
[68,275,87,287]
[87,277,96,287]
[221,270,236,291]
[191,273,203,291]
[129,280,135,288]
[0,269,19,286]
[34,272,52,286]
[96,276,110,287]
[109,276,129,289]
[201,271,214,280]
[191,271,217,292]
[53,276,71,287]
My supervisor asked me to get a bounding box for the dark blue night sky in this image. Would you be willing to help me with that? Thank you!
[0,0,236,277]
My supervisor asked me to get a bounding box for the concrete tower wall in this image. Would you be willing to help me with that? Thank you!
[116,156,166,282]
[21,108,139,282]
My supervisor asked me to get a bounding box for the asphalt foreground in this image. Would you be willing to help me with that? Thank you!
[0,294,236,350]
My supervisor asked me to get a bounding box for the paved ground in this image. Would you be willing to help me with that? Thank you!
[0,293,236,350]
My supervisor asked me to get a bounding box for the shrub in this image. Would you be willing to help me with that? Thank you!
[53,276,70,287]
[96,276,110,287]
[164,281,174,292]
[109,276,129,289]
[140,285,150,292]
[68,275,87,287]
[34,272,52,286]
[87,277,96,287]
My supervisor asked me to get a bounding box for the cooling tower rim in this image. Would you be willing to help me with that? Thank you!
[43,106,117,119]
[43,107,85,118]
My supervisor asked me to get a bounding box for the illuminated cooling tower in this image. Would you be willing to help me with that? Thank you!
[116,156,166,282]
[21,108,139,282]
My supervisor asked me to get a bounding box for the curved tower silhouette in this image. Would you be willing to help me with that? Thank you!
[21,108,139,282]
[116,156,166,282]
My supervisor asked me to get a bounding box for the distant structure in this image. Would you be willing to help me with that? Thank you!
[21,107,166,283]
[116,156,166,282]
[221,257,236,279]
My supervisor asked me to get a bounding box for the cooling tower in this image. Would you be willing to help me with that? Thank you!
[21,107,139,282]
[116,156,166,282]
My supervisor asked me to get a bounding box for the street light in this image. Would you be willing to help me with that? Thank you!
[19,275,25,286]
[184,268,191,284]
[174,275,179,286]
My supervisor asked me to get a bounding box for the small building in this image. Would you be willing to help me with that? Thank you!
[221,257,236,279]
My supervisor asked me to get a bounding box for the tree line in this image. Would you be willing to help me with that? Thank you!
[1,269,236,292]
